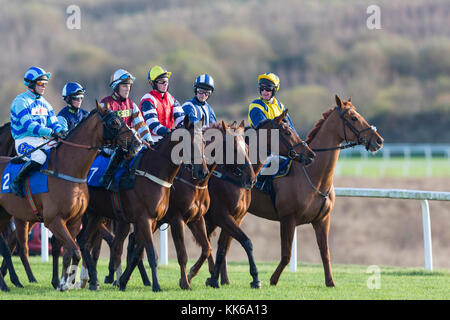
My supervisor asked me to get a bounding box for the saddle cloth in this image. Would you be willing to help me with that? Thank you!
[254,156,293,208]
[87,148,144,190]
[1,151,50,195]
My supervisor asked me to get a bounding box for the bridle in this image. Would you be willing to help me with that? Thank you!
[268,119,310,162]
[312,107,377,152]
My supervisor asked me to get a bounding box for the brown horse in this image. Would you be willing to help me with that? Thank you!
[156,120,256,290]
[188,111,316,289]
[224,95,383,287]
[78,115,209,292]
[0,101,141,292]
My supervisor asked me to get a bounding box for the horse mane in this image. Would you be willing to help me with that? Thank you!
[0,122,11,133]
[62,108,98,141]
[305,106,336,144]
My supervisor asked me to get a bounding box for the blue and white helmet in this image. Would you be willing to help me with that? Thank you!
[24,67,51,87]
[194,74,214,92]
[62,82,86,100]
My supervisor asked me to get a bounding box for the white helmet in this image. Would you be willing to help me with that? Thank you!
[109,69,135,89]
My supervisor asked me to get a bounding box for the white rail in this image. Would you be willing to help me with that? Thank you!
[290,188,450,272]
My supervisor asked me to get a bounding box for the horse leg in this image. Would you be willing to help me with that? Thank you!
[207,214,260,289]
[270,214,296,286]
[0,233,23,289]
[105,221,129,285]
[118,239,143,291]
[219,215,246,286]
[1,223,17,277]
[125,218,161,292]
[14,220,37,283]
[0,234,10,292]
[186,216,212,284]
[78,214,102,291]
[127,231,151,286]
[50,235,63,289]
[189,223,216,282]
[169,215,190,290]
[312,214,335,287]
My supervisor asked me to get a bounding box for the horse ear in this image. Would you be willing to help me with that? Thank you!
[335,95,343,108]
[239,120,245,128]
[348,96,352,103]
[96,100,107,116]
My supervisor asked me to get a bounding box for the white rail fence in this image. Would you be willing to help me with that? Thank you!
[40,188,450,272]
[290,188,450,272]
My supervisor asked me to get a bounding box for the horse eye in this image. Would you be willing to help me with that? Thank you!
[285,130,291,136]
[351,116,358,122]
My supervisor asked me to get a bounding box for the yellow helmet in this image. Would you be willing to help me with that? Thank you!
[148,65,172,82]
[257,72,280,92]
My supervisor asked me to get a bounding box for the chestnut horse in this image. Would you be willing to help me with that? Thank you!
[188,111,316,289]
[232,95,383,287]
[155,120,256,290]
[0,101,141,292]
[78,115,209,292]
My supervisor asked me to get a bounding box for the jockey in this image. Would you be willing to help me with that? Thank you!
[99,68,152,192]
[248,72,298,135]
[248,73,299,181]
[9,67,64,197]
[57,82,90,131]
[182,74,217,127]
[139,65,184,142]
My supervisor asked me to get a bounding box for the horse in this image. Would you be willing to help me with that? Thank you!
[215,95,383,288]
[78,115,209,292]
[0,101,141,292]
[188,110,316,289]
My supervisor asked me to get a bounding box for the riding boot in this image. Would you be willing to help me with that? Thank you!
[99,149,125,192]
[9,160,42,198]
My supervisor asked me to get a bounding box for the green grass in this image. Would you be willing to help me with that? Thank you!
[335,158,450,178]
[1,257,449,300]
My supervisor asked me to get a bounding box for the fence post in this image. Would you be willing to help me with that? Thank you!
[41,223,48,262]
[160,223,168,265]
[290,227,297,272]
[420,200,433,271]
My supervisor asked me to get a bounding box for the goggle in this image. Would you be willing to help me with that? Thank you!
[156,79,169,85]
[197,89,212,96]
[259,85,274,92]
[35,81,48,87]
[71,95,84,101]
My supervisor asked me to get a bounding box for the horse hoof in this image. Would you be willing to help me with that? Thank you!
[326,280,335,287]
[1,284,10,292]
[104,275,114,284]
[179,279,191,290]
[205,278,219,289]
[88,282,99,291]
[250,281,261,289]
[143,279,151,287]
[152,285,162,292]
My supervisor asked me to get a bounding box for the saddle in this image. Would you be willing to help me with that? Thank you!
[254,156,293,210]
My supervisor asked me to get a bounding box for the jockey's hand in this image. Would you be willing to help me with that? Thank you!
[142,141,152,149]
[51,131,65,140]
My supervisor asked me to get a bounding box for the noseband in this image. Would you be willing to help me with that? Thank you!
[336,107,377,151]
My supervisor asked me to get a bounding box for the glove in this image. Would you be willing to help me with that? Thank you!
[51,131,65,140]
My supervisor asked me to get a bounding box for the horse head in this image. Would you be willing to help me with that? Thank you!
[334,95,384,153]
[96,100,141,157]
[259,110,316,166]
[225,120,256,190]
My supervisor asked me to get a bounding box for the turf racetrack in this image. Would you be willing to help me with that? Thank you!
[1,257,448,300]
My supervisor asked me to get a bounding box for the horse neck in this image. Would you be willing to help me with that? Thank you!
[304,112,343,188]
[50,115,102,179]
[143,139,181,183]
